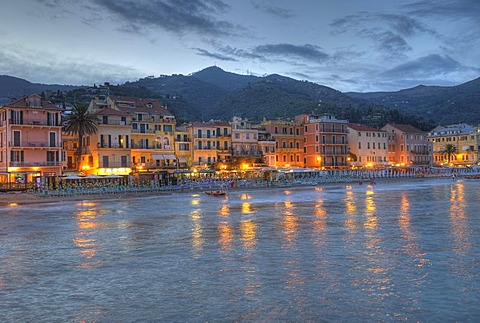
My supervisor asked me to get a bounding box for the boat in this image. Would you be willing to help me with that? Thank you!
[464,175,480,179]
[205,190,227,196]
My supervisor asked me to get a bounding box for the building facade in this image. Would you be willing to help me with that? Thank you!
[187,121,232,168]
[427,123,480,166]
[382,123,431,166]
[0,94,63,186]
[262,119,304,168]
[300,114,349,169]
[347,123,388,168]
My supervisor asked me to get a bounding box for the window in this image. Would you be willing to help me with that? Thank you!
[13,131,21,147]
[49,132,56,147]
[102,156,109,167]
[102,116,108,124]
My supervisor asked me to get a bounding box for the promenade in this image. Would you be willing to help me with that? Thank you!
[1,166,478,207]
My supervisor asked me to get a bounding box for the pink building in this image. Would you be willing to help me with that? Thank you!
[0,94,63,188]
[381,123,431,166]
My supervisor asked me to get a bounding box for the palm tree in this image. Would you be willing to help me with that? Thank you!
[63,104,100,170]
[440,143,457,164]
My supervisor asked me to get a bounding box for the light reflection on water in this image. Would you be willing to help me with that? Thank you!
[1,179,480,321]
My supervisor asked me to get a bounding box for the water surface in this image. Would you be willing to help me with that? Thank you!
[1,179,479,321]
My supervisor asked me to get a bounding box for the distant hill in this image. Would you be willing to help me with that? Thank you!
[0,75,79,106]
[3,67,478,129]
[131,72,231,120]
[346,77,480,124]
[209,74,373,121]
[191,66,258,92]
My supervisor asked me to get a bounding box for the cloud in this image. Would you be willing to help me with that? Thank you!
[254,44,329,62]
[35,0,240,37]
[381,54,463,79]
[250,1,294,19]
[192,48,238,61]
[0,44,142,85]
[93,0,239,36]
[403,0,480,22]
[330,12,434,58]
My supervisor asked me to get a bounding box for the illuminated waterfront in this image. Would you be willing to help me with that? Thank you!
[1,179,479,321]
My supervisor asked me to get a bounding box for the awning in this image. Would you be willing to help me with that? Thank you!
[151,154,177,160]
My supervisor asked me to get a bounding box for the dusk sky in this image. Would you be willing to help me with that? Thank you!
[1,0,479,92]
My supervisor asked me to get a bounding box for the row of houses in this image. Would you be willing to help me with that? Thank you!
[1,94,479,185]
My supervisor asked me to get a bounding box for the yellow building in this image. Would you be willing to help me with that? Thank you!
[187,121,232,168]
[83,95,176,175]
[428,123,480,166]
[174,125,192,169]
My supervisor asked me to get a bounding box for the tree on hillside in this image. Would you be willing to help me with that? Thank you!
[440,143,458,164]
[63,104,100,170]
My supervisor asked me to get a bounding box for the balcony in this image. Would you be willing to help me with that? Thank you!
[319,140,348,145]
[9,141,62,148]
[194,134,229,138]
[9,119,62,127]
[130,143,161,149]
[131,128,155,134]
[97,143,129,149]
[194,146,217,150]
[9,161,62,167]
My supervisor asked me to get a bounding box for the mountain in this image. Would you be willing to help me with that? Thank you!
[127,68,387,123]
[346,77,480,124]
[4,67,478,129]
[0,75,79,106]
[191,66,258,92]
[209,74,375,122]
[130,72,230,120]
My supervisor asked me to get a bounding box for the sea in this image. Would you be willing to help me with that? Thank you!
[1,178,479,322]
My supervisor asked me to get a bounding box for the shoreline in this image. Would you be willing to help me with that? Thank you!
[0,175,462,207]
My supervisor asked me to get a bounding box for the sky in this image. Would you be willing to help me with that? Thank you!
[0,0,479,92]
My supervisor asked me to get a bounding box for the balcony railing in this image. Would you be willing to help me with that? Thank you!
[9,119,62,127]
[9,161,62,167]
[319,140,348,145]
[9,141,62,148]
[130,143,162,149]
[131,128,155,134]
[97,143,129,149]
[193,134,231,138]
[276,147,303,152]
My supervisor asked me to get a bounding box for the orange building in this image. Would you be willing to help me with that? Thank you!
[300,114,349,169]
[0,94,63,188]
[261,119,304,167]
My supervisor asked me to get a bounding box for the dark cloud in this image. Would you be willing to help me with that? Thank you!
[254,44,329,62]
[192,48,238,61]
[330,12,434,57]
[217,46,264,60]
[193,45,264,61]
[82,0,239,37]
[380,54,463,78]
[250,1,294,19]
[402,0,480,22]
